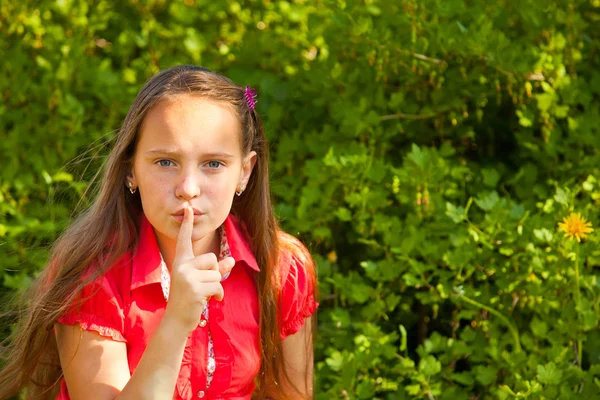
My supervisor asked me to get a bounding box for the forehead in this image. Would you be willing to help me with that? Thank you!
[137,94,241,152]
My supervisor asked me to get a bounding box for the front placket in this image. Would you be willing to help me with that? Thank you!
[159,226,234,399]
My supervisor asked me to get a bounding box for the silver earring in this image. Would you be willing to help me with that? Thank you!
[235,184,246,196]
[128,182,137,194]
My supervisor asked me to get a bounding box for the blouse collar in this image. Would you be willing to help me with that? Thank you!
[131,214,259,291]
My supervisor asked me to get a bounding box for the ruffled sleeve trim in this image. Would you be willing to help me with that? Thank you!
[280,292,319,340]
[57,312,127,342]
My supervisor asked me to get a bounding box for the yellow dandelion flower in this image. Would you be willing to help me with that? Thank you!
[558,212,594,242]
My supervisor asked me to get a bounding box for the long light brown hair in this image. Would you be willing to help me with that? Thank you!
[0,65,316,399]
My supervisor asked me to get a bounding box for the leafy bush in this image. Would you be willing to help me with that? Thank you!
[1,0,600,398]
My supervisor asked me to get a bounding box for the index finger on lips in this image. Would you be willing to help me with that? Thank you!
[175,206,194,263]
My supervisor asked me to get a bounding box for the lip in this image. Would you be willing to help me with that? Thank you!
[172,208,204,216]
[172,208,205,222]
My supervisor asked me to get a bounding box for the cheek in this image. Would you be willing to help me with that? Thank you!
[138,175,172,204]
[205,172,238,194]
[204,180,234,199]
[141,176,171,194]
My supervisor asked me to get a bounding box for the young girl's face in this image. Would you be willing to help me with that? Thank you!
[129,94,255,250]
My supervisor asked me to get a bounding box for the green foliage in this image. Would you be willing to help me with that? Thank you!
[1,0,600,398]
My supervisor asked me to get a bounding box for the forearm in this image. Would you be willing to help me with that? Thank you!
[116,315,189,399]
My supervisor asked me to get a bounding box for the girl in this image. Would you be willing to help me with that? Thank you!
[0,65,318,399]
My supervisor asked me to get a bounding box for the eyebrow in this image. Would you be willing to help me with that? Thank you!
[145,149,236,160]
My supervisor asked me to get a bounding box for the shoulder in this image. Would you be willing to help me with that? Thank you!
[57,252,133,342]
[63,250,134,317]
[277,231,315,284]
[82,251,133,288]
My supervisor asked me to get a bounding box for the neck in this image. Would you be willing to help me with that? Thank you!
[156,229,220,272]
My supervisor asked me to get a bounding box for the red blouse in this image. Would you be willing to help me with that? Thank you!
[55,214,318,400]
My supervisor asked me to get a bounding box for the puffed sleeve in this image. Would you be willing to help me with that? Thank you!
[279,245,319,340]
[56,269,127,342]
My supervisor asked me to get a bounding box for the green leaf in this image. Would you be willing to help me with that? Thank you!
[510,203,526,219]
[541,81,555,93]
[52,171,73,182]
[350,282,373,303]
[517,109,534,127]
[407,144,428,169]
[352,16,372,36]
[419,355,442,376]
[366,5,381,16]
[475,191,499,211]
[537,362,563,385]
[475,365,498,385]
[325,351,344,371]
[439,141,456,157]
[446,202,466,223]
[451,372,475,386]
[35,55,51,70]
[534,228,553,243]
[536,93,554,112]
[554,187,569,206]
[581,309,599,330]
[554,105,570,118]
[356,379,375,399]
[3,273,33,290]
[330,308,351,328]
[402,272,422,287]
[482,168,500,187]
[530,318,548,338]
[456,21,468,33]
[424,332,448,354]
[405,384,421,396]
[399,324,407,352]
[42,170,52,184]
[335,207,352,221]
[360,260,377,279]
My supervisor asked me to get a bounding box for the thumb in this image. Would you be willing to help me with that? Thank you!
[218,256,235,280]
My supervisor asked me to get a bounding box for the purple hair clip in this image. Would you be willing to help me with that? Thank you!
[244,85,258,111]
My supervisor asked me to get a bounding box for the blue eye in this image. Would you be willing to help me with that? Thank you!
[207,161,222,169]
[157,160,173,167]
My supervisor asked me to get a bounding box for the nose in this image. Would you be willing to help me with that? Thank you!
[175,168,201,200]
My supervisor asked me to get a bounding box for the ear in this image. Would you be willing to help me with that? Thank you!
[125,167,137,189]
[239,150,257,188]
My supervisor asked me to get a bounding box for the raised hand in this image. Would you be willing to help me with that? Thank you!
[163,206,235,334]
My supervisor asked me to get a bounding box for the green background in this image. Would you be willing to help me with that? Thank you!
[2,0,600,398]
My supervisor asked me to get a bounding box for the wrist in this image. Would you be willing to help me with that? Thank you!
[160,309,195,339]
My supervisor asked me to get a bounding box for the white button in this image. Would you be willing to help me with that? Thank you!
[198,319,207,327]
[197,390,205,398]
